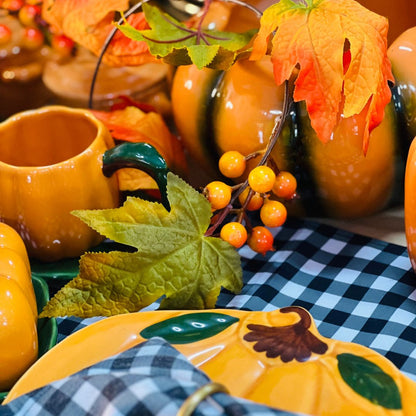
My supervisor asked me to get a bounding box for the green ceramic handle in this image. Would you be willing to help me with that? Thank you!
[102,142,169,210]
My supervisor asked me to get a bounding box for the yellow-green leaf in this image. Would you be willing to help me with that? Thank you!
[116,3,256,70]
[39,173,243,318]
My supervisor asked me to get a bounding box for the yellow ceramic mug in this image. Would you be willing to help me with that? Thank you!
[0,106,168,262]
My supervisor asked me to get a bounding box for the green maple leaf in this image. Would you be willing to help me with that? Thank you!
[116,3,256,70]
[39,173,243,318]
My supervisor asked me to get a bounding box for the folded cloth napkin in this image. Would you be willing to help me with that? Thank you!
[2,337,307,416]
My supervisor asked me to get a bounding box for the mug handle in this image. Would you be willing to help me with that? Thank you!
[102,142,170,210]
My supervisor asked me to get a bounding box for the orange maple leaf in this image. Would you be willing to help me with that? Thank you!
[250,0,394,153]
[41,0,155,66]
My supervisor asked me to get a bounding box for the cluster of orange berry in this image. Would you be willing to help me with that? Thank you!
[204,150,297,255]
[0,0,74,55]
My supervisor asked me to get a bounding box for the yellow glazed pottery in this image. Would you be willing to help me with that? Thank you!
[0,105,172,262]
[390,27,416,272]
[0,222,38,391]
[0,105,120,261]
[4,308,416,415]
[405,137,416,271]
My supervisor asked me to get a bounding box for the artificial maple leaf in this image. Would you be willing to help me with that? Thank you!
[39,173,243,318]
[41,0,155,66]
[116,3,256,70]
[250,0,394,153]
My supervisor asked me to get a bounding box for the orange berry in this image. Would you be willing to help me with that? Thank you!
[248,226,274,255]
[218,151,246,178]
[260,200,287,228]
[205,181,232,210]
[220,222,247,248]
[51,34,75,56]
[2,0,24,11]
[273,171,297,200]
[248,166,276,193]
[238,187,264,211]
[18,4,41,27]
[21,27,44,49]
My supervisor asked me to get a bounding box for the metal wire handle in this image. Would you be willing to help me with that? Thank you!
[177,382,229,416]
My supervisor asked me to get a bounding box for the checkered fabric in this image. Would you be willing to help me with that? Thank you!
[56,218,416,382]
[2,338,305,416]
[9,217,414,416]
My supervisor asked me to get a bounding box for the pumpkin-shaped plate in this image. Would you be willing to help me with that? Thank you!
[3,307,416,415]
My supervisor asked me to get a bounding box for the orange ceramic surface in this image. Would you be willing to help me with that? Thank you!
[0,248,37,318]
[0,222,31,272]
[0,106,120,261]
[4,308,416,416]
[388,26,416,141]
[171,57,403,218]
[0,276,38,392]
[171,58,286,180]
[405,138,416,271]
[299,103,399,218]
[0,223,37,318]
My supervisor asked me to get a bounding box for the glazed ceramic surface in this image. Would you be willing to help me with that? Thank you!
[405,137,416,272]
[0,106,119,261]
[4,307,415,415]
[0,106,171,261]
[388,26,416,142]
[0,275,57,401]
[171,57,405,219]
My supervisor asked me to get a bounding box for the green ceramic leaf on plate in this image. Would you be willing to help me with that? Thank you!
[0,275,58,401]
[337,352,402,409]
[140,312,240,344]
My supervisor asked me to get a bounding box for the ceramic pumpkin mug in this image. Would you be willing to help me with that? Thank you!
[0,106,168,262]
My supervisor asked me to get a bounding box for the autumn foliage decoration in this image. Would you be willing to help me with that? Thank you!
[37,0,396,317]
[250,0,394,153]
[41,0,154,66]
[41,0,393,152]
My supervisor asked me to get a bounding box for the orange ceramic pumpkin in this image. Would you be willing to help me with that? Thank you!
[405,138,416,270]
[171,57,405,219]
[0,223,38,391]
[389,27,416,271]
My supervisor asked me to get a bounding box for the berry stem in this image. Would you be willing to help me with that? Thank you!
[229,79,293,203]
[205,79,293,237]
[257,80,294,167]
[245,150,264,161]
[205,203,233,237]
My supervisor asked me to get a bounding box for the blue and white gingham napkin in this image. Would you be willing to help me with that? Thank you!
[2,337,307,416]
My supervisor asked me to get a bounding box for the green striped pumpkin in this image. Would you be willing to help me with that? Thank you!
[171,56,409,219]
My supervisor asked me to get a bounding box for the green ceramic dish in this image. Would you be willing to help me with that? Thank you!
[30,240,134,282]
[0,275,58,401]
